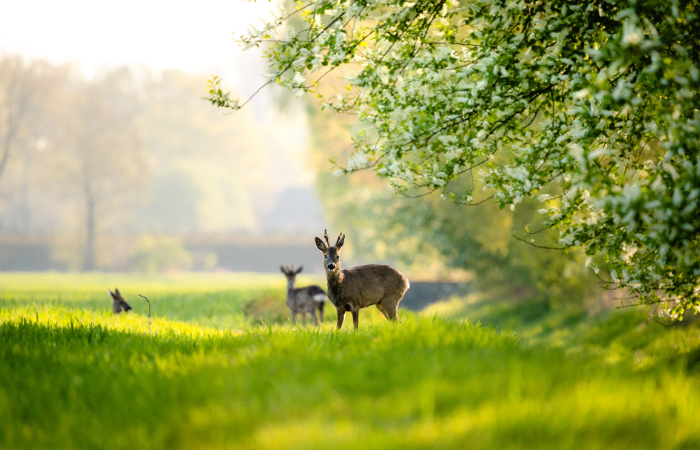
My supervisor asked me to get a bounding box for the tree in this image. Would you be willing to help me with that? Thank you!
[209,0,700,321]
[136,70,264,234]
[57,69,144,270]
[0,57,70,234]
[306,94,596,305]
[0,57,53,184]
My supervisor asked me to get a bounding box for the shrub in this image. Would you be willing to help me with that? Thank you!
[130,236,192,273]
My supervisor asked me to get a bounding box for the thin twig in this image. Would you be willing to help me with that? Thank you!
[399,187,439,198]
[237,79,275,110]
[649,315,679,328]
[512,234,568,250]
[138,294,152,337]
[615,301,643,309]
[454,194,495,206]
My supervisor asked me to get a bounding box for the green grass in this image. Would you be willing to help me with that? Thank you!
[2,273,700,449]
[424,291,700,368]
[0,272,326,330]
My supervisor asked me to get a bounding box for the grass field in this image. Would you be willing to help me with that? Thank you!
[2,273,700,449]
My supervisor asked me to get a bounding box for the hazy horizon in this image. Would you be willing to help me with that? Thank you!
[0,1,331,272]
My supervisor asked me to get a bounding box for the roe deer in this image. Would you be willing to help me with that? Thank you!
[109,288,132,314]
[315,230,409,330]
[280,265,327,326]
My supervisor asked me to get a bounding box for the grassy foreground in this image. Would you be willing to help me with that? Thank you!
[2,273,700,449]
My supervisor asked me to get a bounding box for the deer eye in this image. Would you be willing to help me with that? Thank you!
[324,255,327,259]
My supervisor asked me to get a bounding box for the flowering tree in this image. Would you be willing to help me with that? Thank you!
[208,0,700,320]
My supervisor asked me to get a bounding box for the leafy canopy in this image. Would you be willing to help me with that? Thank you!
[208,0,700,320]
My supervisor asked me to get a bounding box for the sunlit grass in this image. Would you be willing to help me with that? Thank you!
[0,305,230,338]
[2,273,700,449]
[0,272,324,330]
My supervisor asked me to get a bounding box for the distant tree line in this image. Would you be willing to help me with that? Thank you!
[0,56,277,270]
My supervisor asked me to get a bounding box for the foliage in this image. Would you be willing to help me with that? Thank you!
[328,182,595,304]
[209,0,700,319]
[243,295,290,324]
[307,99,596,303]
[3,274,700,449]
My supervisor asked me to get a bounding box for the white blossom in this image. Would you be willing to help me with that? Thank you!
[293,72,306,85]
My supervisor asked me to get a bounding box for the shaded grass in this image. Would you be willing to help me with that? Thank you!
[2,274,700,449]
[425,291,700,371]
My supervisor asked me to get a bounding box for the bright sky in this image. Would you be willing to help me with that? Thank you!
[0,0,315,187]
[0,0,273,80]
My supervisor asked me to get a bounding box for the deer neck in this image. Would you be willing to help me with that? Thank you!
[286,278,296,295]
[325,269,344,296]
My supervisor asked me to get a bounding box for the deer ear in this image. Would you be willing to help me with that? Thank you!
[115,288,121,297]
[295,266,303,274]
[280,266,287,274]
[315,237,327,252]
[109,290,116,299]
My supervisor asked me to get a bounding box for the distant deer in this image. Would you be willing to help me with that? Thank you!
[315,230,410,330]
[280,265,327,326]
[109,288,133,314]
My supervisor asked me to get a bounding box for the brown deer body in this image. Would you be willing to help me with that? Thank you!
[315,230,409,330]
[280,265,326,326]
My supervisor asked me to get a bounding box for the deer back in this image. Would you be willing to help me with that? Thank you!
[288,285,326,313]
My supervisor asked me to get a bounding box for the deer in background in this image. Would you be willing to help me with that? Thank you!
[280,265,327,326]
[315,230,410,330]
[109,288,132,314]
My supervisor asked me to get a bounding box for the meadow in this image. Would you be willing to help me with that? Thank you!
[2,273,700,449]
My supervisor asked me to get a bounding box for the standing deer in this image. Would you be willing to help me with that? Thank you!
[280,265,327,326]
[315,230,410,330]
[109,288,132,314]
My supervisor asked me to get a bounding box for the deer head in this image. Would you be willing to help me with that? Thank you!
[315,229,345,273]
[109,288,133,314]
[280,265,303,290]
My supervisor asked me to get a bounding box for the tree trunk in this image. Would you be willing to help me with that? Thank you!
[0,67,25,184]
[19,150,31,230]
[0,119,16,183]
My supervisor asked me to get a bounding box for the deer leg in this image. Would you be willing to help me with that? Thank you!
[336,309,346,330]
[384,299,399,322]
[291,311,297,324]
[301,312,307,324]
[375,302,391,320]
[319,302,324,323]
[311,309,319,326]
[352,310,360,330]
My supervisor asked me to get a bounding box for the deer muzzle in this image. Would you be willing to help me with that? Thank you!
[327,263,336,270]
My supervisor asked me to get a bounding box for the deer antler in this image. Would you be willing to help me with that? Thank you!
[323,229,331,247]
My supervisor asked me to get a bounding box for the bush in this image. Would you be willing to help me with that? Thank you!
[130,236,192,273]
[243,296,289,325]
